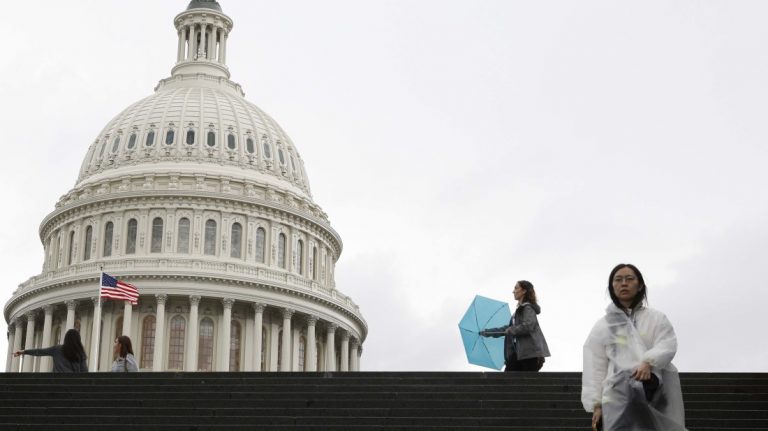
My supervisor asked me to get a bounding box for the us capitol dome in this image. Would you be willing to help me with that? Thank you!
[4,0,367,372]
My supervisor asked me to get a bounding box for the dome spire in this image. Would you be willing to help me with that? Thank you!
[171,1,233,79]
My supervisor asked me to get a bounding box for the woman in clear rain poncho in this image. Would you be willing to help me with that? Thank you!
[582,263,687,431]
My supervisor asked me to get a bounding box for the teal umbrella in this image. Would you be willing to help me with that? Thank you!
[458,295,511,370]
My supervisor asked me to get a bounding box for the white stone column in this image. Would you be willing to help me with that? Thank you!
[208,27,216,60]
[11,319,23,372]
[6,321,16,372]
[219,298,234,371]
[357,344,363,371]
[152,294,167,371]
[269,322,279,371]
[340,331,349,372]
[200,24,208,58]
[349,338,359,372]
[221,32,228,64]
[65,300,77,333]
[325,323,337,372]
[306,316,317,372]
[185,295,200,371]
[217,28,224,63]
[190,24,198,59]
[89,297,102,371]
[122,301,133,338]
[177,27,185,62]
[280,308,294,371]
[40,305,54,372]
[252,303,265,371]
[22,312,37,372]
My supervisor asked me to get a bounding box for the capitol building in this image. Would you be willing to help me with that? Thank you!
[4,0,367,372]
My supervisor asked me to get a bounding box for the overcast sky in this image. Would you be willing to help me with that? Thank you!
[1,0,767,372]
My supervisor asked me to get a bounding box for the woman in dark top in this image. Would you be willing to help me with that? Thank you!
[480,280,551,371]
[14,328,88,372]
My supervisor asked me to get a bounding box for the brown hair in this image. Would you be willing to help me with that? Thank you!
[517,280,537,305]
[116,335,134,358]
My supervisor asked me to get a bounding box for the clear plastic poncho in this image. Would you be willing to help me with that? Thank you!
[582,304,687,430]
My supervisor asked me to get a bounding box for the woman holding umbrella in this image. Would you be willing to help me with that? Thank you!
[480,280,550,371]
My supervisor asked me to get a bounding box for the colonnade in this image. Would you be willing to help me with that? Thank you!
[6,295,362,373]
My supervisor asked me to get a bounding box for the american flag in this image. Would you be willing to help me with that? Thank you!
[100,272,139,305]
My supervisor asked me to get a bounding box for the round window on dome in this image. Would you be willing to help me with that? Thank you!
[207,131,216,147]
[227,134,236,150]
[165,130,175,145]
[146,130,156,147]
[246,137,255,154]
[127,133,137,149]
[186,129,195,145]
[111,136,121,153]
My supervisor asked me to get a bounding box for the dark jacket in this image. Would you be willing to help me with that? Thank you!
[23,345,88,372]
[487,303,551,362]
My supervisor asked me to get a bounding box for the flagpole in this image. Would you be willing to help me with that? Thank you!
[89,266,103,371]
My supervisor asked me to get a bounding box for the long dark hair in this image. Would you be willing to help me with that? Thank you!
[517,280,538,305]
[116,335,134,358]
[61,329,87,362]
[608,263,647,310]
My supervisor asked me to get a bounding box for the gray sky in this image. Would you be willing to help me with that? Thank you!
[1,0,767,372]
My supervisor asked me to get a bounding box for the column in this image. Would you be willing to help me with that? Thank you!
[177,27,185,62]
[40,305,54,372]
[208,27,216,60]
[340,331,349,372]
[152,294,167,371]
[221,32,228,64]
[252,303,265,371]
[349,338,359,372]
[22,312,37,372]
[219,298,234,371]
[357,345,363,371]
[89,297,102,371]
[122,301,133,338]
[6,321,16,372]
[325,323,337,372]
[280,308,294,371]
[11,319,23,372]
[185,295,200,371]
[200,24,208,58]
[65,300,77,333]
[217,28,225,63]
[305,316,317,372]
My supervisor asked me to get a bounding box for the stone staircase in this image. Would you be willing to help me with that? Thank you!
[0,372,766,430]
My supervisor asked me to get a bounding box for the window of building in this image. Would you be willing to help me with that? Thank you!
[290,155,297,174]
[150,217,163,253]
[277,233,286,268]
[111,135,121,153]
[126,219,138,254]
[255,227,266,263]
[98,138,109,158]
[261,327,267,371]
[127,133,137,150]
[227,134,236,150]
[316,342,322,371]
[230,321,241,371]
[165,129,175,145]
[186,129,195,145]
[207,130,216,147]
[103,222,114,257]
[204,220,217,256]
[246,137,255,154]
[141,315,156,369]
[67,231,75,265]
[298,336,306,371]
[277,329,283,371]
[296,239,303,275]
[146,130,155,147]
[278,149,285,165]
[83,226,93,261]
[177,218,190,253]
[230,222,242,258]
[167,316,186,370]
[263,140,272,159]
[198,317,214,371]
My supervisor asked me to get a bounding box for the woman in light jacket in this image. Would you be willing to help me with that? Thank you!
[13,328,88,372]
[480,280,550,371]
[582,263,686,431]
[111,335,138,372]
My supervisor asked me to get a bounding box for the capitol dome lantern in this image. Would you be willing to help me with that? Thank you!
[5,0,366,373]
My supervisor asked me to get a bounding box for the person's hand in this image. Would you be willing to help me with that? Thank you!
[631,361,652,381]
[478,330,487,337]
[13,350,23,357]
[505,327,513,335]
[591,406,602,430]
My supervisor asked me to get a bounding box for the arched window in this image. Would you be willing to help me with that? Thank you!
[246,137,255,154]
[111,135,121,153]
[167,316,186,370]
[312,247,318,280]
[207,130,216,147]
[83,226,93,261]
[262,140,272,159]
[255,227,266,263]
[67,231,75,265]
[145,130,155,147]
[227,134,236,150]
[298,336,306,371]
[177,218,190,253]
[127,133,137,150]
[103,222,114,257]
[278,149,285,165]
[165,129,175,145]
[204,220,217,256]
[277,329,283,371]
[230,321,241,371]
[290,155,297,174]
[150,217,163,253]
[230,222,242,258]
[277,233,286,268]
[186,129,195,145]
[141,315,156,369]
[296,239,303,275]
[198,317,214,371]
[126,219,137,254]
[261,327,267,371]
[98,138,108,158]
